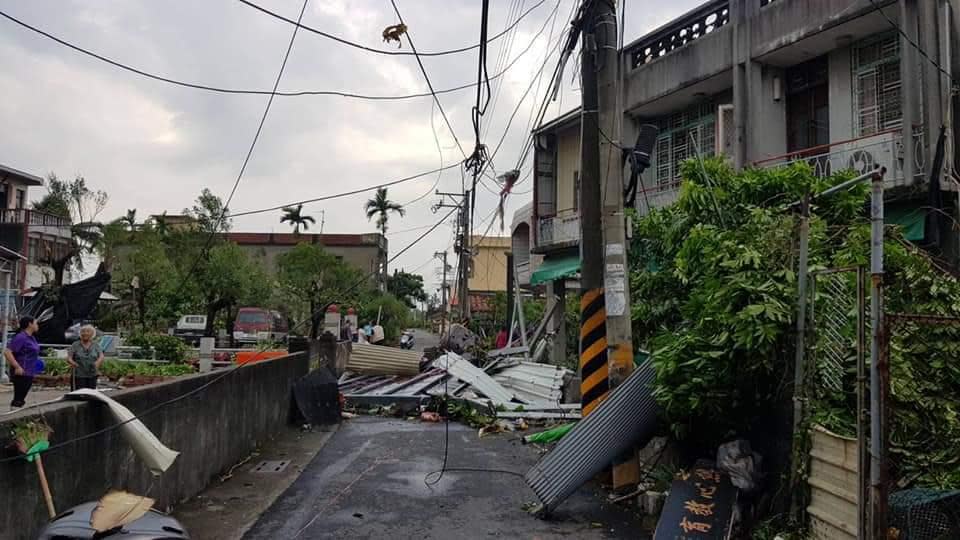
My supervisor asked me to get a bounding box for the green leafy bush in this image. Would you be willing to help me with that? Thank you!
[126,333,189,362]
[631,157,960,489]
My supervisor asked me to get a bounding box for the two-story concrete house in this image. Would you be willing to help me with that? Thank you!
[512,0,958,363]
[0,164,74,291]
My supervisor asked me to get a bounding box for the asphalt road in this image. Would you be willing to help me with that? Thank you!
[243,417,645,539]
[410,328,439,352]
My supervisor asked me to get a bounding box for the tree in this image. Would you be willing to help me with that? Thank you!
[191,242,271,337]
[152,212,170,238]
[387,269,428,308]
[119,209,137,232]
[185,188,231,234]
[364,188,404,235]
[113,233,177,331]
[280,204,316,234]
[276,243,362,338]
[33,173,109,284]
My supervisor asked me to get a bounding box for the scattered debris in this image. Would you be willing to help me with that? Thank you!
[716,440,762,493]
[347,344,420,376]
[492,362,569,406]
[92,491,155,532]
[65,389,179,475]
[434,353,514,405]
[522,423,575,445]
[524,362,657,514]
[653,461,737,539]
[497,411,580,420]
[381,23,408,47]
[420,411,441,423]
[341,411,357,419]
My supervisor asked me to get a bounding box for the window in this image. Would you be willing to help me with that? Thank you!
[15,189,25,209]
[572,171,581,212]
[853,33,902,136]
[653,103,716,188]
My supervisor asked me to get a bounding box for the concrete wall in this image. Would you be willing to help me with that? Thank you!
[828,46,855,143]
[747,65,788,163]
[0,353,310,540]
[624,25,734,112]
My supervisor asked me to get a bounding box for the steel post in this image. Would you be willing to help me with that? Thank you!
[869,172,887,539]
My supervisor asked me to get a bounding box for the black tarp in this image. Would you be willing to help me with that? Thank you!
[21,270,112,344]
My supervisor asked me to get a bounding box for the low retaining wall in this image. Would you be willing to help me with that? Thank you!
[0,352,309,540]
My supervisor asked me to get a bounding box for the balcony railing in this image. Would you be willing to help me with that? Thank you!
[625,0,729,69]
[0,209,71,228]
[537,213,581,250]
[754,130,925,187]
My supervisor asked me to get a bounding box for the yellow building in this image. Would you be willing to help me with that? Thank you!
[465,235,510,315]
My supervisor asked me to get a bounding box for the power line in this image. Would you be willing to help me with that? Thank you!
[178,0,311,289]
[866,0,956,88]
[237,0,548,58]
[0,7,548,102]
[0,205,459,464]
[389,0,468,159]
[231,163,461,218]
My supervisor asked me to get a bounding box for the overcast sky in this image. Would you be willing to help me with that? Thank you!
[0,0,703,295]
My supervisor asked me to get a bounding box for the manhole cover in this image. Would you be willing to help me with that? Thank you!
[251,460,290,473]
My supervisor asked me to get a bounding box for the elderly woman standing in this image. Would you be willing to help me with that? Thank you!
[67,324,103,390]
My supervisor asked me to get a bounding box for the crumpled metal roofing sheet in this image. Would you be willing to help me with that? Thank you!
[346,343,420,376]
[433,352,515,405]
[493,362,568,405]
[524,361,657,513]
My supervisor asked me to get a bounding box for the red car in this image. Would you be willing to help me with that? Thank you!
[233,307,288,344]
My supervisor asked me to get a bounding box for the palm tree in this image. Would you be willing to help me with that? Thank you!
[280,204,316,234]
[152,212,170,238]
[120,209,137,232]
[364,188,405,235]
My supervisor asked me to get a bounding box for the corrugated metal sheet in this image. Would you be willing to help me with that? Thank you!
[524,361,657,513]
[807,426,858,540]
[433,353,515,405]
[346,344,420,376]
[493,362,568,405]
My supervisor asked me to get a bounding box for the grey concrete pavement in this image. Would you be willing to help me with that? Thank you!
[244,416,646,540]
[410,328,439,352]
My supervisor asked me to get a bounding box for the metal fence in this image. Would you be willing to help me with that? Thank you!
[881,313,960,540]
[805,267,868,539]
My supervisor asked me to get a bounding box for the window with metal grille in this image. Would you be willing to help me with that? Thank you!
[853,33,901,136]
[653,102,716,188]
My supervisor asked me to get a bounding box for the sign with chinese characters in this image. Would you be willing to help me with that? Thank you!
[653,461,737,540]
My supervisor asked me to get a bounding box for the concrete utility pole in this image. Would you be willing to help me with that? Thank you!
[435,250,449,335]
[434,190,469,321]
[578,0,640,490]
[577,3,609,419]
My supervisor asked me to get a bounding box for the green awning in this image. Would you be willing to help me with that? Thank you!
[886,205,926,242]
[530,255,581,286]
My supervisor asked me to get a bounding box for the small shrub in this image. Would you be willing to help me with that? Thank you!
[126,333,189,362]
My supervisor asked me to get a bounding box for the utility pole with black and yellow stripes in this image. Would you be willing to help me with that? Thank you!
[578,0,640,492]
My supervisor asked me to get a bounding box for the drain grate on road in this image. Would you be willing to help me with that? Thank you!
[251,460,290,473]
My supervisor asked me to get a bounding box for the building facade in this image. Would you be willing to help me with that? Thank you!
[464,235,511,315]
[511,0,959,362]
[0,164,73,290]
[225,232,388,289]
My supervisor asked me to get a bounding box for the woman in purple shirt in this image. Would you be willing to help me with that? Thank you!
[5,316,41,409]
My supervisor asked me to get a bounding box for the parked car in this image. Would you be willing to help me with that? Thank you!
[233,308,287,345]
[174,314,207,344]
